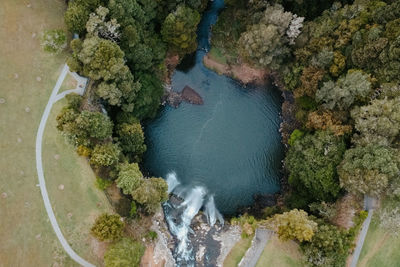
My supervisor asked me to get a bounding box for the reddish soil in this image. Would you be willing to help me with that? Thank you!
[203,54,269,85]
[140,245,165,267]
[164,52,180,85]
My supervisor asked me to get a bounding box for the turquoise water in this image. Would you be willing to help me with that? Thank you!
[144,0,283,215]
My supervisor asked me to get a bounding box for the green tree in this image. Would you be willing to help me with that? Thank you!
[285,131,346,203]
[132,178,168,214]
[351,96,400,146]
[75,111,113,140]
[90,143,121,167]
[266,209,317,242]
[238,4,295,70]
[91,213,124,241]
[132,73,164,120]
[338,145,400,196]
[301,221,351,267]
[64,2,90,34]
[104,237,145,267]
[116,122,146,159]
[161,5,201,54]
[116,163,143,195]
[316,70,372,110]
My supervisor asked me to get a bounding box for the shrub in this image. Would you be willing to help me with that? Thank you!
[91,213,124,241]
[95,177,113,190]
[41,29,67,53]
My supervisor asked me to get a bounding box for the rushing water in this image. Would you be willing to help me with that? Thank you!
[144,0,283,264]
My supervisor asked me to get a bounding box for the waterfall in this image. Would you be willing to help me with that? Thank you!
[164,172,224,265]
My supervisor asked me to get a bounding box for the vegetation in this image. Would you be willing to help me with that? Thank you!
[266,209,317,242]
[104,237,145,267]
[91,213,124,241]
[212,0,400,265]
[41,29,67,53]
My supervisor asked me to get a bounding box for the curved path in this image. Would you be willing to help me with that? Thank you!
[35,64,94,267]
[238,229,272,267]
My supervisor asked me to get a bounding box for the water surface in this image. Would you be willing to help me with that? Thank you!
[144,0,283,215]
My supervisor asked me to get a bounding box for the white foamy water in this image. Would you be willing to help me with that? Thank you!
[164,172,224,264]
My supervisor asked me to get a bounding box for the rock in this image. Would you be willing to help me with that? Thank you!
[58,184,64,190]
[14,73,19,79]
[25,107,30,112]
[1,192,7,199]
[31,33,36,38]
[0,98,5,104]
[36,76,41,82]
[17,138,22,143]
[181,86,204,105]
[67,213,73,218]
[196,245,205,263]
[54,154,60,160]
[165,90,182,108]
[36,234,41,240]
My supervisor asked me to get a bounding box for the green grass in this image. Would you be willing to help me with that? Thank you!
[255,235,304,267]
[0,0,111,266]
[43,98,113,266]
[357,199,400,267]
[209,47,228,65]
[223,235,253,267]
[59,72,78,93]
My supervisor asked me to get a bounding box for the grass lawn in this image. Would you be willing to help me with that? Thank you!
[357,199,400,267]
[223,235,253,267]
[255,235,304,267]
[0,0,111,266]
[43,98,113,266]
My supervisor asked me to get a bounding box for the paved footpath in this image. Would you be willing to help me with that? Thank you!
[35,64,94,267]
[238,228,272,267]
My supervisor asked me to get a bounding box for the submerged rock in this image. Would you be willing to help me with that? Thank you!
[181,85,204,105]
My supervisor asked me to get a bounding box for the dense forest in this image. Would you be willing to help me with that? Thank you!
[52,0,400,266]
[211,0,400,266]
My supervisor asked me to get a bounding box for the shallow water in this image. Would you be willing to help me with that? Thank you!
[144,0,283,215]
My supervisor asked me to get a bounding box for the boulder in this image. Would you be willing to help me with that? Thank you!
[181,86,204,105]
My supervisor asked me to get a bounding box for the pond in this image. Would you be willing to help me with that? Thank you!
[143,0,283,263]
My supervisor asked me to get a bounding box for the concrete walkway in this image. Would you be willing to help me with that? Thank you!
[238,229,272,267]
[35,64,93,267]
[350,196,376,267]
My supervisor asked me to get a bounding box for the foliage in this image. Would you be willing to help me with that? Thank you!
[41,29,67,53]
[301,220,351,267]
[266,209,317,242]
[86,6,120,42]
[238,4,302,70]
[294,66,325,98]
[132,178,168,214]
[338,144,400,196]
[161,5,201,55]
[351,96,400,146]
[288,129,304,146]
[306,110,352,136]
[104,237,144,267]
[116,163,143,195]
[116,122,146,160]
[77,145,91,157]
[231,213,258,238]
[129,201,137,218]
[132,73,164,120]
[285,131,346,203]
[309,201,337,222]
[90,143,121,167]
[64,2,90,34]
[95,177,113,190]
[91,213,124,241]
[316,70,372,110]
[146,231,158,241]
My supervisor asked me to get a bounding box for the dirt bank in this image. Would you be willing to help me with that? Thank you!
[203,54,269,85]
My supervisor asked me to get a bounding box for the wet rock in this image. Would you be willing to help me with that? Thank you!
[181,86,203,105]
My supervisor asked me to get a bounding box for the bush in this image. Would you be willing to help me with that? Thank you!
[90,143,121,167]
[91,213,124,241]
[95,177,113,190]
[146,231,158,241]
[41,29,67,53]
